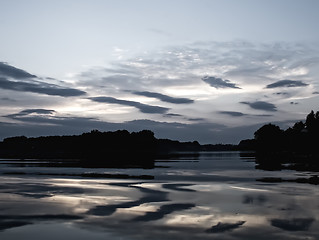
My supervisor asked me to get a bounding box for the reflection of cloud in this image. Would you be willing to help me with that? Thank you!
[271,218,314,231]
[132,91,194,104]
[162,184,196,192]
[0,220,32,231]
[206,221,245,233]
[240,101,277,112]
[89,96,169,114]
[202,76,241,89]
[266,80,308,88]
[88,183,169,216]
[0,214,83,221]
[0,182,87,199]
[132,203,195,222]
[242,195,267,205]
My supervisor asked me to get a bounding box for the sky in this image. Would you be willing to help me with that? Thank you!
[1,0,319,144]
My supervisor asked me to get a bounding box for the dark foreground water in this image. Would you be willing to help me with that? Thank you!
[0,152,318,240]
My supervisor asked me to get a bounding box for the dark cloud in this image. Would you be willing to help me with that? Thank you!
[165,113,183,117]
[89,96,169,114]
[202,76,241,89]
[240,101,277,112]
[313,91,319,95]
[274,92,289,95]
[132,91,194,104]
[0,62,36,79]
[206,221,245,233]
[266,80,309,89]
[271,218,314,231]
[0,77,86,97]
[290,102,298,105]
[218,111,246,117]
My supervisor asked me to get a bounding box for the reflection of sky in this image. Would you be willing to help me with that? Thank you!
[0,153,319,239]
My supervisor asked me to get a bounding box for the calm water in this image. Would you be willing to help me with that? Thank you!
[0,152,318,240]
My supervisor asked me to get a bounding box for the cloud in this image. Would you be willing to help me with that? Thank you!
[0,77,86,97]
[240,101,277,112]
[206,221,245,233]
[218,111,246,117]
[132,91,194,104]
[0,62,37,79]
[266,80,309,88]
[313,91,319,95]
[89,96,169,114]
[271,218,314,231]
[202,76,241,89]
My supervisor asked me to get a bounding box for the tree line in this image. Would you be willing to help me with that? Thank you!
[239,110,319,163]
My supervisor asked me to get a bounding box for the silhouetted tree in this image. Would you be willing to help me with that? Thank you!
[254,123,284,152]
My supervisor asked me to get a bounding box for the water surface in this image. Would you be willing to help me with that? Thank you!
[0,152,318,240]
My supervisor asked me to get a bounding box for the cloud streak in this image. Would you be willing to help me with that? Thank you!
[5,109,56,119]
[0,77,86,97]
[202,76,241,89]
[266,80,309,88]
[89,96,169,114]
[132,91,194,104]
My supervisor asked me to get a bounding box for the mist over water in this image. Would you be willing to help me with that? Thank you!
[0,152,318,240]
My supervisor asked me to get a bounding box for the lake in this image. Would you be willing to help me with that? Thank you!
[0,151,318,240]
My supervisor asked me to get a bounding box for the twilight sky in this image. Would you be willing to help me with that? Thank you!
[1,0,319,143]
